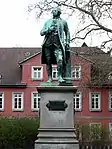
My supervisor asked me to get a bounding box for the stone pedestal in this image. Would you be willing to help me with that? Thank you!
[35,86,79,149]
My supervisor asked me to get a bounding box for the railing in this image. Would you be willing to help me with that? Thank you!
[79,141,112,149]
[1,141,112,149]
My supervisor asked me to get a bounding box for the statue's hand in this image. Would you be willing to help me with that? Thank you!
[48,26,55,33]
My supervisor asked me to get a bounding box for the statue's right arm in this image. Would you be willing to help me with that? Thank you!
[40,22,49,36]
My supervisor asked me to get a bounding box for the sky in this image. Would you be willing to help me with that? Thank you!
[0,0,41,47]
[0,0,108,48]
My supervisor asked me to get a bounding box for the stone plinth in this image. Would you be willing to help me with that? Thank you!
[35,86,79,149]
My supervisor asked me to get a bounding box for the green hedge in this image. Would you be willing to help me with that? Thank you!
[75,122,109,141]
[0,117,111,149]
[0,117,39,149]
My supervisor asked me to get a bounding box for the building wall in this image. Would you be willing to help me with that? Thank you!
[76,88,112,124]
[0,87,39,117]
[0,54,112,128]
[72,56,92,86]
[21,55,48,85]
[0,87,112,126]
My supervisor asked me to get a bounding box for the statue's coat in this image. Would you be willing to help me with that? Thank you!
[40,18,70,65]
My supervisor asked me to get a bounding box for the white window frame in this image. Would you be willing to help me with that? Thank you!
[71,66,81,80]
[0,92,4,111]
[89,92,101,111]
[73,92,82,111]
[52,65,58,80]
[108,92,112,111]
[31,92,41,111]
[12,92,24,111]
[32,66,43,80]
[109,123,112,136]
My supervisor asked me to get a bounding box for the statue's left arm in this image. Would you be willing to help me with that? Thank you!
[64,21,70,51]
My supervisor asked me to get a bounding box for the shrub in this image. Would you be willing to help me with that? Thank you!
[0,117,39,149]
[75,122,109,141]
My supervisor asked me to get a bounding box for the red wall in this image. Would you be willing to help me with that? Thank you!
[75,88,112,125]
[21,54,48,85]
[21,54,92,86]
[0,88,39,117]
[0,54,112,126]
[72,56,92,86]
[1,87,112,126]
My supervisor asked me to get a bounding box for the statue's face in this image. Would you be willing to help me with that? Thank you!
[52,8,60,17]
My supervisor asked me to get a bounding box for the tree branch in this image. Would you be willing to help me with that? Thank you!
[71,28,101,41]
[54,0,112,34]
[28,0,112,48]
[75,0,112,33]
[75,24,98,36]
[101,39,112,48]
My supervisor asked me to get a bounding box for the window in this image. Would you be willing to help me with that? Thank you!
[32,66,43,80]
[89,93,101,111]
[0,93,4,111]
[12,93,24,111]
[109,93,112,111]
[31,92,41,111]
[71,66,81,80]
[73,92,82,111]
[109,123,112,136]
[52,66,58,80]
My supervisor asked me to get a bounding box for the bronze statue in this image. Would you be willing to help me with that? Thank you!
[40,7,70,83]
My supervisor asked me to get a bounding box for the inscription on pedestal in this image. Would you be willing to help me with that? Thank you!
[46,100,68,111]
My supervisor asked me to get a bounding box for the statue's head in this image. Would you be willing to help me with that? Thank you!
[51,7,61,17]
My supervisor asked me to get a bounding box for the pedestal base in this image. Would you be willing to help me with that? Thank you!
[35,143,79,149]
[35,128,79,149]
[34,86,79,149]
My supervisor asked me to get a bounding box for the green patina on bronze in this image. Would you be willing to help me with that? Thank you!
[40,7,72,85]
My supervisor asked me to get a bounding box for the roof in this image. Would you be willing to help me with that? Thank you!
[71,46,105,56]
[0,46,111,87]
[0,47,41,85]
[19,51,41,65]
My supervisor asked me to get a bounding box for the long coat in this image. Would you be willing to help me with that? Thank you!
[40,18,70,64]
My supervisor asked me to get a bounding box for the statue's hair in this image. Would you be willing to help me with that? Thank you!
[51,7,61,15]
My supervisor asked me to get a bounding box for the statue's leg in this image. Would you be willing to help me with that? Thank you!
[44,47,52,82]
[54,48,65,83]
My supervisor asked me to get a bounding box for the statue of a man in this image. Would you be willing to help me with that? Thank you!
[40,7,70,83]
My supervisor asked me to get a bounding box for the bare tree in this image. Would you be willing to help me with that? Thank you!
[28,0,112,88]
[28,0,112,49]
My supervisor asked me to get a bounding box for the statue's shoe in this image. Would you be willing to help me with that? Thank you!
[58,77,65,83]
[46,78,53,83]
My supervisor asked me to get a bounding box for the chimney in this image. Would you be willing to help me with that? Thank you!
[81,42,88,47]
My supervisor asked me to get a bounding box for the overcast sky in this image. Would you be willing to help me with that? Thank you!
[0,0,41,47]
[0,0,107,48]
